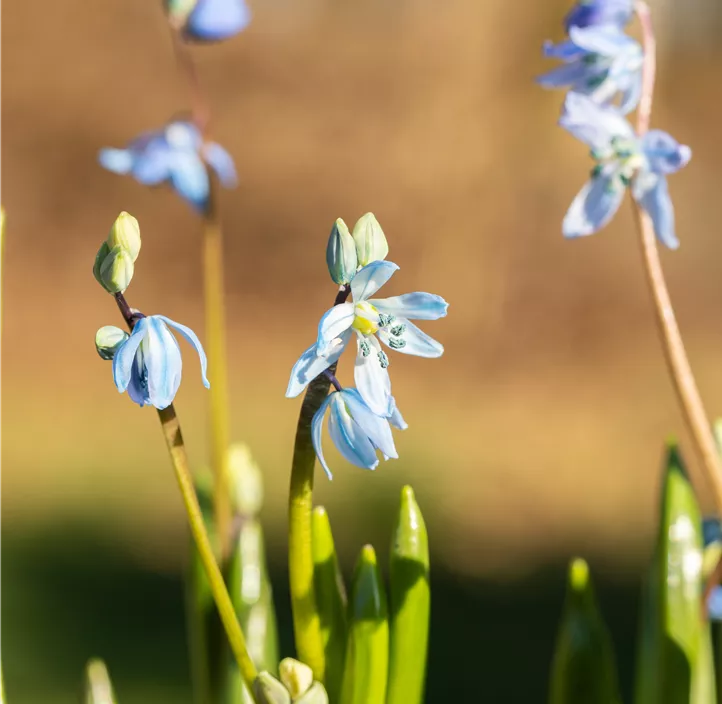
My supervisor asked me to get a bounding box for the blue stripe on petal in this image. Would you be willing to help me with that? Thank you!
[112,318,148,393]
[370,292,448,321]
[353,334,392,417]
[543,39,587,61]
[144,318,183,410]
[562,168,625,238]
[377,319,444,358]
[343,389,398,460]
[537,61,590,90]
[312,394,335,479]
[316,303,354,355]
[350,261,399,302]
[157,315,210,388]
[328,393,379,470]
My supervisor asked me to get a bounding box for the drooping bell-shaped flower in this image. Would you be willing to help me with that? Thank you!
[287,261,448,417]
[99,121,237,211]
[111,315,209,409]
[560,93,691,248]
[166,0,251,42]
[539,26,643,114]
[311,388,404,479]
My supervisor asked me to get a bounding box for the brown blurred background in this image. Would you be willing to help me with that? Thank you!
[4,0,722,701]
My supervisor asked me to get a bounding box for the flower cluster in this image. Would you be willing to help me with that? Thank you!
[540,0,691,248]
[287,215,448,478]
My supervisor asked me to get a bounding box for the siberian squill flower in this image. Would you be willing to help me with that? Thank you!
[99,121,237,211]
[539,26,642,114]
[111,315,209,410]
[564,0,633,31]
[560,93,691,249]
[312,388,406,479]
[286,261,448,416]
[166,0,251,42]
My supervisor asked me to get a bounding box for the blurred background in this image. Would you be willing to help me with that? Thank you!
[4,0,722,700]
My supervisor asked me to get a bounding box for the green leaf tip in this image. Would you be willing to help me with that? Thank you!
[393,486,429,563]
[83,658,117,704]
[569,558,589,592]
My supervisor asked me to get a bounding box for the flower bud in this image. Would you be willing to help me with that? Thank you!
[95,326,130,361]
[94,244,135,293]
[228,443,264,516]
[253,672,291,704]
[352,212,388,267]
[107,211,141,262]
[279,658,314,700]
[294,682,329,704]
[326,218,358,285]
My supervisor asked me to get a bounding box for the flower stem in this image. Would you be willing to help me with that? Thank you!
[288,285,350,678]
[157,403,258,694]
[633,1,722,512]
[203,175,233,561]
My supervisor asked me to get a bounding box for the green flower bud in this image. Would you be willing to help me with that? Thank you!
[95,326,129,361]
[94,244,135,293]
[352,213,388,267]
[253,672,291,704]
[228,443,264,516]
[107,211,141,262]
[83,658,118,704]
[294,682,329,704]
[326,218,358,285]
[279,658,314,700]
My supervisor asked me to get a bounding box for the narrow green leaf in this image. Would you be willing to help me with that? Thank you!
[548,558,621,704]
[340,545,389,704]
[691,621,716,704]
[83,658,118,704]
[634,443,706,704]
[387,485,430,704]
[312,506,347,702]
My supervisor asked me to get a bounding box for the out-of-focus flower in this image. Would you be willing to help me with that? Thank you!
[286,261,448,416]
[560,93,691,248]
[311,388,401,479]
[538,26,643,114]
[112,314,209,409]
[95,326,130,361]
[99,121,237,211]
[564,0,634,31]
[166,0,251,42]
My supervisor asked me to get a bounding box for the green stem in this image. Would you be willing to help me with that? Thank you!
[203,175,232,560]
[157,404,258,695]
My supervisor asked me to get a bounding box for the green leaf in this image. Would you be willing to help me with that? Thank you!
[634,443,707,704]
[387,485,430,704]
[83,658,118,704]
[340,545,389,704]
[312,506,347,702]
[548,558,621,704]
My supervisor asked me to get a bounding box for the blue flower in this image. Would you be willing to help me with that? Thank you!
[560,93,691,248]
[186,0,251,41]
[286,261,448,417]
[99,121,237,211]
[112,315,209,409]
[311,388,406,479]
[564,0,633,31]
[539,26,642,114]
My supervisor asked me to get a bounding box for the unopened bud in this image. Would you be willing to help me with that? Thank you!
[95,326,129,360]
[326,218,358,285]
[279,658,313,699]
[294,682,329,704]
[107,211,141,261]
[94,244,135,293]
[253,672,291,704]
[352,212,388,267]
[228,443,264,516]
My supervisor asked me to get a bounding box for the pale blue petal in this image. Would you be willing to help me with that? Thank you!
[316,303,354,355]
[370,292,449,321]
[704,518,722,547]
[311,394,335,479]
[343,389,397,460]
[132,147,174,186]
[328,394,379,470]
[565,0,633,30]
[285,329,352,398]
[126,360,151,407]
[144,317,183,410]
[350,261,399,302]
[388,397,408,430]
[99,148,134,175]
[169,152,210,210]
[354,334,392,417]
[562,168,625,238]
[157,315,210,388]
[619,71,642,114]
[641,130,692,175]
[537,61,590,90]
[543,38,586,61]
[377,318,444,358]
[709,586,722,622]
[568,25,634,56]
[204,142,238,187]
[165,122,203,150]
[187,0,251,41]
[112,318,148,393]
[633,173,679,250]
[559,92,634,149]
